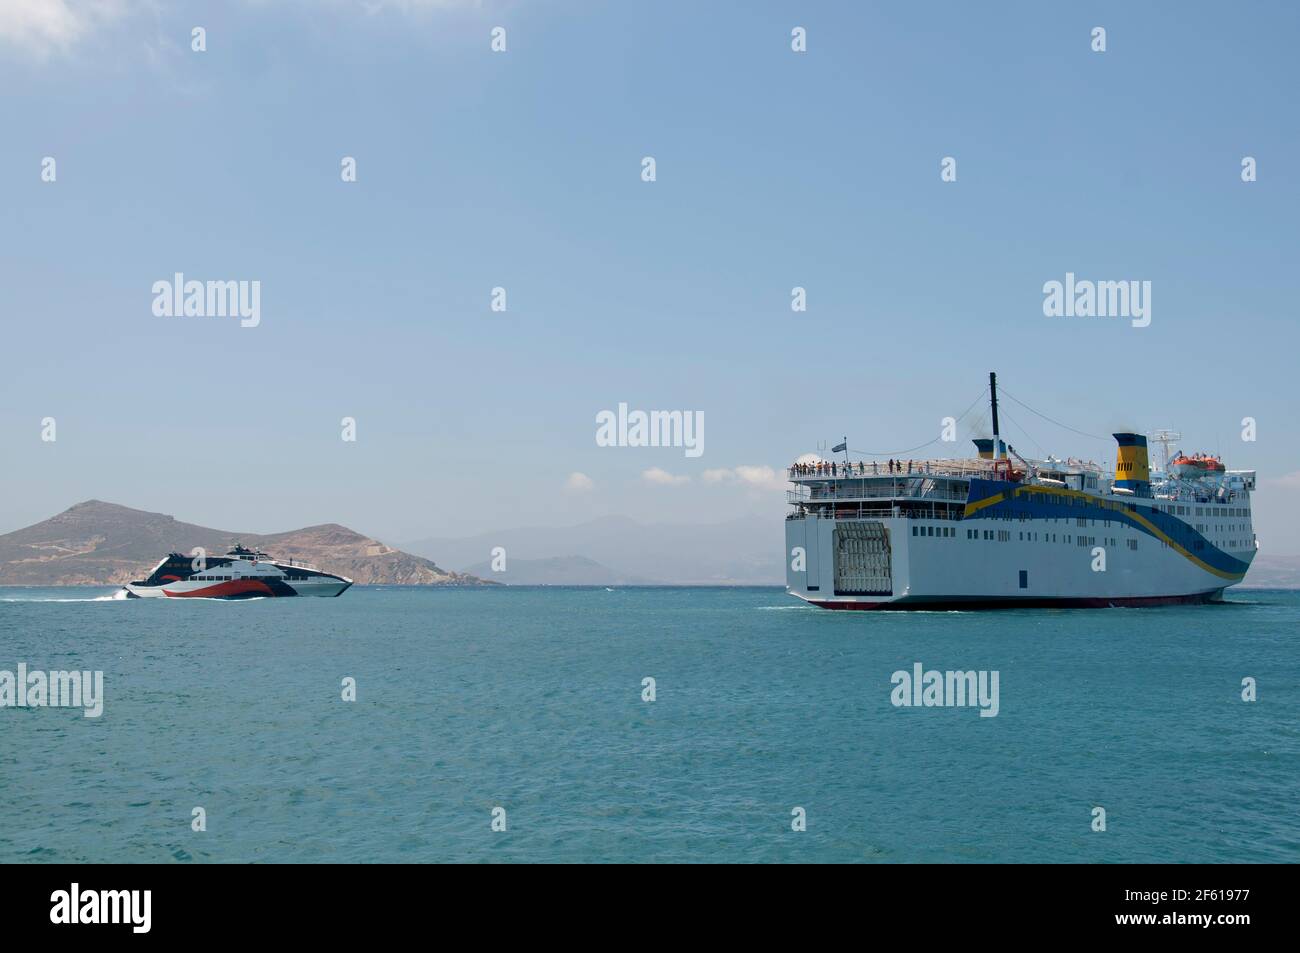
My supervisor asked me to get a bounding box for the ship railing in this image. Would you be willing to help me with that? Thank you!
[787,485,969,504]
[787,505,965,521]
[788,463,995,481]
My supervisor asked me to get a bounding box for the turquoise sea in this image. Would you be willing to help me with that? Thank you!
[1,586,1297,863]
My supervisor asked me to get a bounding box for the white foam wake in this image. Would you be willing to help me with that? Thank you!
[0,589,129,602]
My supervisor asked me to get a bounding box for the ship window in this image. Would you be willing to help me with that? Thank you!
[1019,570,1028,589]
[912,526,918,536]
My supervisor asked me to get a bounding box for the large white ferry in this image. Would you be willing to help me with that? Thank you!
[785,374,1257,609]
[122,544,353,599]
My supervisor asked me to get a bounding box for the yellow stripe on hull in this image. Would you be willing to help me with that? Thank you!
[963,484,1246,582]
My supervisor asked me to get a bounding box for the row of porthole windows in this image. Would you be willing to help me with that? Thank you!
[912,525,956,538]
[191,574,306,581]
[911,526,1071,543]
[941,528,1141,549]
[912,519,1244,554]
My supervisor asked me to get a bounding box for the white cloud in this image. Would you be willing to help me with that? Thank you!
[0,0,132,56]
[642,467,690,487]
[0,1,483,57]
[701,465,787,491]
[734,465,785,490]
[565,471,594,492]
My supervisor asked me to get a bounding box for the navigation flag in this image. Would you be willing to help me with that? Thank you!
[831,441,847,453]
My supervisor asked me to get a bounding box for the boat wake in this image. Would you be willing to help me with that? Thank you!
[0,591,128,603]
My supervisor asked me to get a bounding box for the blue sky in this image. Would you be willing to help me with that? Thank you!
[2,0,1298,551]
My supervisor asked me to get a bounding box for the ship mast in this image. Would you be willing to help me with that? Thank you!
[1151,429,1182,476]
[989,371,1001,461]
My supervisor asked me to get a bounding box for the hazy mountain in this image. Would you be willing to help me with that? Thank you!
[405,514,784,585]
[405,515,1300,589]
[460,555,661,586]
[0,500,492,587]
[1237,554,1300,589]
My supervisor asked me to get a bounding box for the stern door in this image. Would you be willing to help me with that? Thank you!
[834,521,893,596]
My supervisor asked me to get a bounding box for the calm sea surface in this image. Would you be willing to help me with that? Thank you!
[1,586,1296,863]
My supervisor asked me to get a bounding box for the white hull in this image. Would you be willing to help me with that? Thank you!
[124,576,351,599]
[785,465,1255,610]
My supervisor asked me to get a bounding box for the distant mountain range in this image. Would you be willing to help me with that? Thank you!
[8,503,1297,590]
[405,514,784,586]
[0,501,491,587]
[407,516,1300,589]
[1238,554,1300,589]
[460,555,660,586]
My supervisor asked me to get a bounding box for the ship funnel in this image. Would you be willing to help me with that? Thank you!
[1113,433,1150,494]
[972,438,1008,460]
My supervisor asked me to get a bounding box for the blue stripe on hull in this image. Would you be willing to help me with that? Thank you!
[963,479,1249,579]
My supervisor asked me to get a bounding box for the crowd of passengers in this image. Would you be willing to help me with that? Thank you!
[790,459,924,476]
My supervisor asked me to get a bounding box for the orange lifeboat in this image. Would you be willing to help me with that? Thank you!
[1171,452,1225,478]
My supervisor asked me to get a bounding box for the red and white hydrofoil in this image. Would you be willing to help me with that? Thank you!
[122,544,352,599]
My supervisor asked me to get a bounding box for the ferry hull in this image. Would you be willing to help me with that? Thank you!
[122,577,351,599]
[785,510,1253,611]
[121,547,353,599]
[785,376,1256,610]
[799,592,1224,610]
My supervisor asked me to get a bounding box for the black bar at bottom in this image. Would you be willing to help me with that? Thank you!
[0,863,1282,939]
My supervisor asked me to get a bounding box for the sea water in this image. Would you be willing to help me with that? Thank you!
[1,586,1296,863]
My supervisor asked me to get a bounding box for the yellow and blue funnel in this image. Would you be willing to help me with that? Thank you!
[1113,433,1150,492]
[972,438,1009,460]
